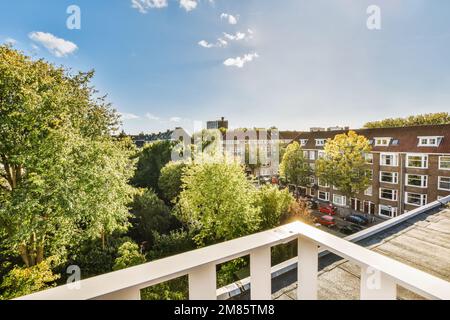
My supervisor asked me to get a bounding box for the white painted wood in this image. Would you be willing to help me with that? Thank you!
[189,263,217,300]
[250,246,272,300]
[96,286,141,300]
[360,266,396,300]
[297,236,318,300]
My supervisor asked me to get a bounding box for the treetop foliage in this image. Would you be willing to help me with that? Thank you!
[363,112,450,128]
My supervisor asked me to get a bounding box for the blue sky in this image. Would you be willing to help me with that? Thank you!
[1,0,450,134]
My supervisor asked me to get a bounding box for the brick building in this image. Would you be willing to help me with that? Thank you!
[294,124,450,219]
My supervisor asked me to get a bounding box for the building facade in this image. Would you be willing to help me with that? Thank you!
[294,124,450,219]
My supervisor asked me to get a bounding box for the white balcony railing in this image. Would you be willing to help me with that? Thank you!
[18,220,450,300]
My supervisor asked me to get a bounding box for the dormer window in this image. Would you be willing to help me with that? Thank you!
[418,136,443,147]
[315,139,326,146]
[374,137,392,147]
[299,139,308,146]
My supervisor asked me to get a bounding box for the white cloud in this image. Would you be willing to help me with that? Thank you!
[198,38,228,48]
[220,13,238,25]
[170,117,182,122]
[120,112,140,120]
[179,0,197,12]
[28,32,77,57]
[146,113,160,121]
[223,53,259,68]
[223,30,253,41]
[4,38,17,45]
[131,0,168,13]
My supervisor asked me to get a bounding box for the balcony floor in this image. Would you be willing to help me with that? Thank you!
[273,206,450,300]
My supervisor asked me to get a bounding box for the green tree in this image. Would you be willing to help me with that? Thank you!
[364,112,450,128]
[279,142,312,187]
[255,185,294,230]
[0,46,134,267]
[316,131,372,206]
[0,257,60,300]
[132,140,174,192]
[158,162,188,203]
[112,241,146,271]
[175,162,261,246]
[129,189,175,247]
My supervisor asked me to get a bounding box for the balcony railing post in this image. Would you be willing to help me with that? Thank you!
[250,246,272,300]
[297,236,318,300]
[360,265,396,300]
[189,263,217,300]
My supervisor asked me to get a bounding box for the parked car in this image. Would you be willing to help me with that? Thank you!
[319,204,338,216]
[316,215,337,227]
[344,214,369,226]
[351,213,370,224]
[339,224,363,235]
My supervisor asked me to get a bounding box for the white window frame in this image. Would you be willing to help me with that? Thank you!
[406,154,428,169]
[333,194,347,207]
[309,188,315,197]
[364,186,373,196]
[438,176,450,191]
[379,171,399,184]
[309,151,316,160]
[374,137,392,147]
[318,150,326,159]
[417,136,443,147]
[379,205,398,218]
[405,174,428,188]
[315,139,326,147]
[439,156,450,170]
[364,153,373,164]
[380,153,398,167]
[379,188,398,201]
[405,192,427,207]
[318,191,330,201]
[300,139,308,146]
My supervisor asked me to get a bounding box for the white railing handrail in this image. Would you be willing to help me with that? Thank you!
[18,218,450,300]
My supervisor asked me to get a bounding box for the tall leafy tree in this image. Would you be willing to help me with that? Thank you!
[279,142,312,187]
[158,161,188,204]
[315,131,372,205]
[131,140,174,192]
[255,185,293,230]
[175,162,261,246]
[0,46,134,266]
[364,112,450,128]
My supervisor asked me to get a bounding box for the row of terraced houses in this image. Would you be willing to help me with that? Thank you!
[291,124,450,219]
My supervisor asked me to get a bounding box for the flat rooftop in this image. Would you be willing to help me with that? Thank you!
[273,205,450,300]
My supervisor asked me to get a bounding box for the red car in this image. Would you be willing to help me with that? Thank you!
[319,204,338,216]
[316,215,336,227]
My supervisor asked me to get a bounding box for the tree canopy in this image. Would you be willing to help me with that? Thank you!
[363,112,450,128]
[279,141,312,186]
[316,131,372,200]
[0,46,135,267]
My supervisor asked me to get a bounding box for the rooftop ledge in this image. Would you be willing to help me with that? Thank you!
[18,196,450,301]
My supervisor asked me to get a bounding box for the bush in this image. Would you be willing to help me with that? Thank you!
[255,185,293,230]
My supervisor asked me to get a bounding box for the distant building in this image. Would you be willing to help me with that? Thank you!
[207,117,229,130]
[129,129,174,148]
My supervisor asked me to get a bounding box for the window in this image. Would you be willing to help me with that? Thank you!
[309,188,315,197]
[300,139,308,146]
[318,191,330,201]
[366,169,373,181]
[315,139,326,146]
[380,153,398,166]
[364,153,373,164]
[303,150,308,158]
[309,151,316,160]
[318,150,326,159]
[309,177,316,185]
[379,171,398,184]
[309,163,316,170]
[379,205,398,218]
[374,137,392,147]
[318,178,329,188]
[406,174,428,188]
[418,136,443,147]
[379,188,398,201]
[438,177,450,191]
[405,192,427,206]
[406,154,428,168]
[364,186,373,196]
[439,156,450,170]
[333,194,347,207]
